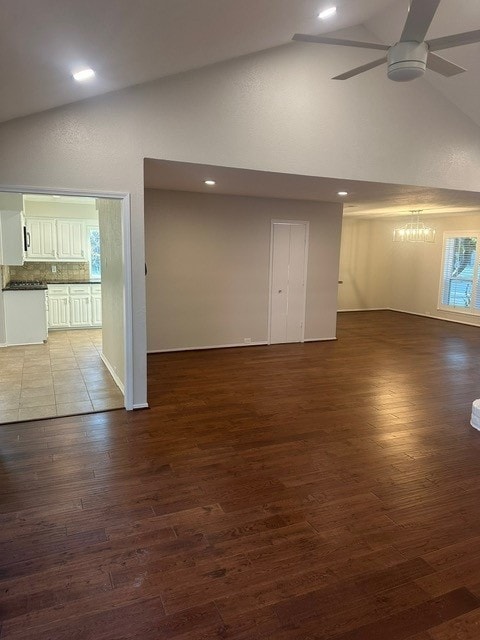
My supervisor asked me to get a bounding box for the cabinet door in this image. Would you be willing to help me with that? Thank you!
[70,294,91,327]
[26,219,56,260]
[91,293,102,326]
[57,220,86,261]
[48,296,70,328]
[0,211,25,265]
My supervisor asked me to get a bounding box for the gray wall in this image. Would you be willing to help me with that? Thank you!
[145,189,342,350]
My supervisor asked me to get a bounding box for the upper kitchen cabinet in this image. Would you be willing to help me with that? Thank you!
[25,218,87,262]
[0,210,26,265]
[25,218,57,260]
[56,220,85,261]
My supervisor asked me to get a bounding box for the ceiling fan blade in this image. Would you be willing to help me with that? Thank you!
[292,34,389,51]
[427,29,480,51]
[426,52,466,77]
[332,57,387,80]
[400,0,440,43]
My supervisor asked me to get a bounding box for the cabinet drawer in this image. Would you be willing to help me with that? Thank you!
[48,285,69,296]
[68,285,90,295]
[90,284,102,295]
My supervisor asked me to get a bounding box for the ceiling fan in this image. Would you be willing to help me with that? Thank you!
[292,0,480,81]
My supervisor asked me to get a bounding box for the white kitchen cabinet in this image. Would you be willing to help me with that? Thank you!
[0,210,25,265]
[26,218,56,260]
[25,218,88,262]
[91,285,102,326]
[47,284,101,329]
[69,285,91,327]
[56,220,86,261]
[47,285,70,328]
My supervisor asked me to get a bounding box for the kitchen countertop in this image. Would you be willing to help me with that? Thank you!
[2,280,101,291]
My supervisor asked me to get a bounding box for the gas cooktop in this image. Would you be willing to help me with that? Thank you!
[4,280,47,290]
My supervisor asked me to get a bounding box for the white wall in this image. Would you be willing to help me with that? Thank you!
[97,199,125,389]
[1,29,480,404]
[338,218,392,310]
[145,189,342,350]
[338,213,480,327]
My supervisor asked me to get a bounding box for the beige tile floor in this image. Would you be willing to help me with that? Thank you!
[0,329,124,423]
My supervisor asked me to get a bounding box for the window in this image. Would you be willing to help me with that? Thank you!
[439,233,480,314]
[87,225,101,280]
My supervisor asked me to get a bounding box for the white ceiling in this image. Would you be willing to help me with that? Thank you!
[3,0,480,217]
[144,159,480,218]
[0,0,393,124]
[4,0,480,126]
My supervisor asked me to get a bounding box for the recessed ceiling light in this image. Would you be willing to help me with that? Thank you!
[73,68,95,82]
[337,191,348,196]
[204,180,216,186]
[53,195,61,199]
[318,6,337,19]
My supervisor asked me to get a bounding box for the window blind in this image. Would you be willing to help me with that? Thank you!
[439,234,478,314]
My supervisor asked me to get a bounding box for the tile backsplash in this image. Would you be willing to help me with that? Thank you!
[9,262,90,283]
[0,265,9,288]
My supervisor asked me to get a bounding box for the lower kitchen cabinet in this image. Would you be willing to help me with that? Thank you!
[91,286,102,327]
[48,293,70,328]
[48,284,102,329]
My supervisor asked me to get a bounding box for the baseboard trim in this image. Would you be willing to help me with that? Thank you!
[133,402,149,410]
[338,308,388,312]
[101,353,125,394]
[339,306,480,329]
[389,308,480,328]
[304,337,337,342]
[148,341,269,354]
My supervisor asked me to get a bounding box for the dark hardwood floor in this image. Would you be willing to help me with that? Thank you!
[2,310,480,638]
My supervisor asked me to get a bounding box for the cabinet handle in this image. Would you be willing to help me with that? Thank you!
[26,232,31,248]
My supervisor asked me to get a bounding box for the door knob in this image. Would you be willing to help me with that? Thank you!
[278,289,282,293]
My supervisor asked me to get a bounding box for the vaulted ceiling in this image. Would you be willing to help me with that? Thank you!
[2,0,480,126]
[3,1,480,218]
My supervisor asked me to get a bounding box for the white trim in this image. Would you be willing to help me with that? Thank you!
[133,402,149,409]
[268,219,309,345]
[120,194,134,411]
[337,307,388,312]
[304,337,337,342]
[438,231,480,317]
[101,352,125,394]
[0,184,135,411]
[149,341,268,354]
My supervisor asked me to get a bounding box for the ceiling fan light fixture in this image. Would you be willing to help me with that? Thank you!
[387,41,427,82]
[293,0,480,82]
[318,6,337,20]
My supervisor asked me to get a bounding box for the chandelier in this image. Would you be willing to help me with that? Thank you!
[393,210,436,243]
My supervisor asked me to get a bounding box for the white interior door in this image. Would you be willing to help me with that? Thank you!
[269,221,308,344]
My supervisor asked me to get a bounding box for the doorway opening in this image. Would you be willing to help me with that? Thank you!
[0,189,133,424]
